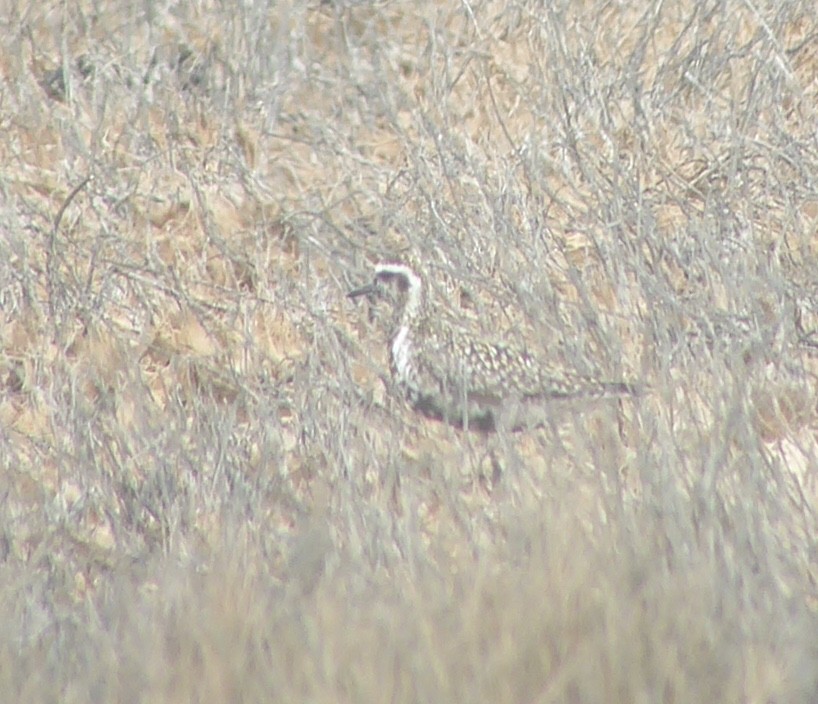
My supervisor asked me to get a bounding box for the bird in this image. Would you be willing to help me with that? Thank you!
[347,261,639,432]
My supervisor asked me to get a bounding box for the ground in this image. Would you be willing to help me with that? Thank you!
[2,0,818,701]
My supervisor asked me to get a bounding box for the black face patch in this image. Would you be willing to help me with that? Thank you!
[348,275,398,327]
[375,270,410,293]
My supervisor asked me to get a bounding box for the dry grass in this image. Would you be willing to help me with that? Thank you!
[2,0,818,700]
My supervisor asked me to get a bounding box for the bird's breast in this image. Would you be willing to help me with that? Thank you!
[390,326,414,385]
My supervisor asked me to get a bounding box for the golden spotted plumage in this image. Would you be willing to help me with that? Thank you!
[349,262,638,431]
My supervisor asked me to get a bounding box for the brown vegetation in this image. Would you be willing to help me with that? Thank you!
[2,0,818,701]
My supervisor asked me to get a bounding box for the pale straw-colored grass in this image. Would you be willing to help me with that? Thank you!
[1,0,818,701]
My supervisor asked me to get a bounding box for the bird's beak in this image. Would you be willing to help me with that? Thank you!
[347,283,376,299]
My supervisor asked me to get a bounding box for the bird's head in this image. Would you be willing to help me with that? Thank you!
[347,262,424,328]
